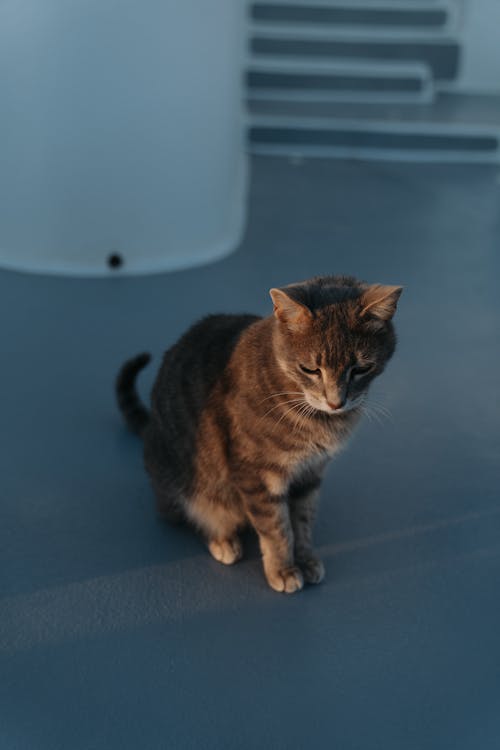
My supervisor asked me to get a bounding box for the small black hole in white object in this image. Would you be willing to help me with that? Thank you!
[108,253,123,269]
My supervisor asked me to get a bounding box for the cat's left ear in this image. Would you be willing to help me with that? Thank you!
[269,288,313,330]
[359,284,403,321]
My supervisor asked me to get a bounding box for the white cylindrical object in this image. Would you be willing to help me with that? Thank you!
[0,0,248,275]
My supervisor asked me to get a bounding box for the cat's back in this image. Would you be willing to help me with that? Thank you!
[151,313,260,414]
[145,314,260,499]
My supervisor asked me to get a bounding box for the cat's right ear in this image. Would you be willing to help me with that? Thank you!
[269,288,313,330]
[359,284,402,321]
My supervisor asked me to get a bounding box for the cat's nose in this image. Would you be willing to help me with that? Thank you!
[327,400,344,411]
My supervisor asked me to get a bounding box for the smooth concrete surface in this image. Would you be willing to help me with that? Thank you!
[1,156,500,749]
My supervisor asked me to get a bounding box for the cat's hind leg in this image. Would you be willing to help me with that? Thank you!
[151,479,186,525]
[186,494,244,566]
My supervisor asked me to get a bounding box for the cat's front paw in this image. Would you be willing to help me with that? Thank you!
[299,557,325,584]
[208,537,242,565]
[266,565,304,594]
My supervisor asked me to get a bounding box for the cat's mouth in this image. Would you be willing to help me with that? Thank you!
[305,395,364,416]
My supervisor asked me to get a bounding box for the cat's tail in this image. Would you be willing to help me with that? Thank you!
[116,353,151,436]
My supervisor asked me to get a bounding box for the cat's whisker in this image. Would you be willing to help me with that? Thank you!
[293,414,308,435]
[372,408,393,422]
[360,405,386,427]
[360,407,373,424]
[365,394,393,412]
[366,395,392,408]
[258,391,304,405]
[260,398,306,422]
[374,404,393,417]
[291,402,313,433]
[299,402,316,428]
[358,405,377,425]
[365,400,394,422]
[290,407,304,433]
[273,400,308,430]
[276,401,306,424]
[300,405,316,433]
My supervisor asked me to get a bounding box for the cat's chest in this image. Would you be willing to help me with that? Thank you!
[284,420,352,484]
[285,437,340,485]
[292,451,327,478]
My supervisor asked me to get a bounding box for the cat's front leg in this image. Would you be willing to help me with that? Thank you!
[289,481,325,585]
[242,483,303,594]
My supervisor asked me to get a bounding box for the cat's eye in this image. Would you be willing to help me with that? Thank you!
[300,364,321,376]
[350,364,374,379]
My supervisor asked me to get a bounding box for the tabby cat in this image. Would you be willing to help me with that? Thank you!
[116,275,402,593]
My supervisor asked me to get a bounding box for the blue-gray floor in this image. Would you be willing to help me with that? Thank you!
[1,156,500,750]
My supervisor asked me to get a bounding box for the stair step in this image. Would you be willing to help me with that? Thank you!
[247,95,500,163]
[251,34,460,80]
[248,69,428,97]
[251,3,448,29]
[249,122,500,162]
[248,93,500,126]
[247,59,432,102]
[250,122,498,154]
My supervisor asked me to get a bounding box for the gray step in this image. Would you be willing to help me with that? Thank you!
[251,3,448,29]
[248,93,500,126]
[247,94,500,163]
[250,123,498,156]
[247,58,433,103]
[251,35,460,80]
[248,68,426,94]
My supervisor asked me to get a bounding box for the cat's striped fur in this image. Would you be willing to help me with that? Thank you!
[116,275,402,593]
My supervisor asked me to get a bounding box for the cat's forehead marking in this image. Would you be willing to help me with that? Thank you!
[313,311,355,372]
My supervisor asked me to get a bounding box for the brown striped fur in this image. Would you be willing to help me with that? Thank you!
[116,275,402,593]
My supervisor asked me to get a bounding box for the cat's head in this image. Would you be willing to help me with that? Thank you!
[270,275,402,415]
